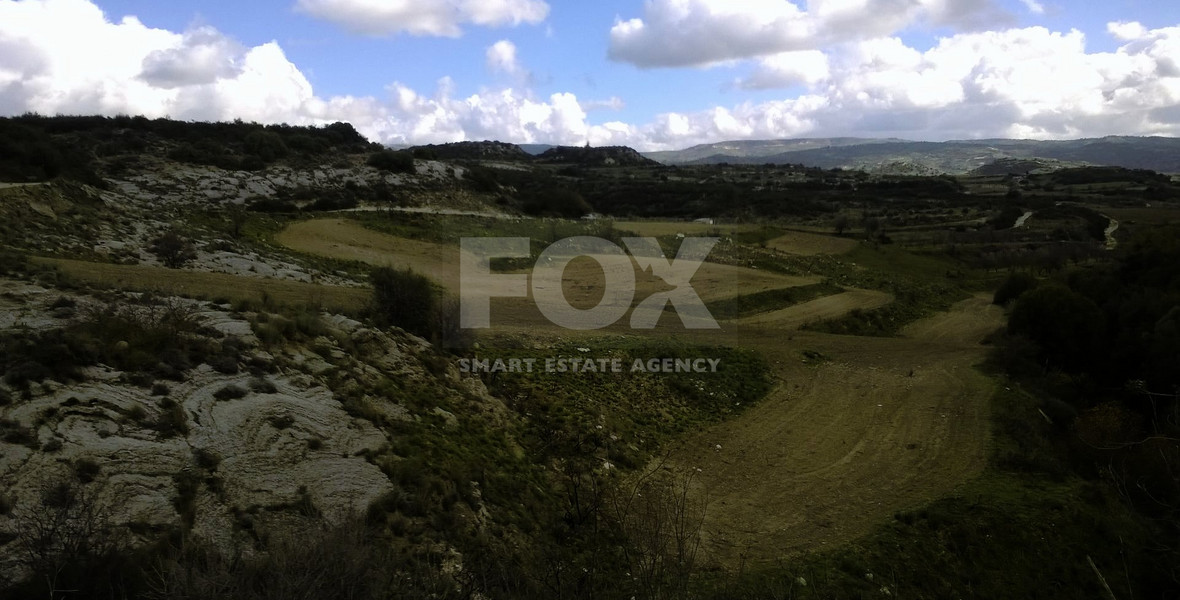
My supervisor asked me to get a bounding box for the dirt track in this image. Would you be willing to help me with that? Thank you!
[275,218,1002,565]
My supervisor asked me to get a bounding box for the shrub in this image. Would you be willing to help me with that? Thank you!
[993,271,1038,305]
[213,384,248,401]
[370,267,436,339]
[366,149,415,173]
[243,130,289,162]
[4,360,53,388]
[124,403,147,423]
[268,414,295,430]
[74,458,101,483]
[150,229,197,268]
[208,354,240,375]
[248,376,277,394]
[153,401,189,438]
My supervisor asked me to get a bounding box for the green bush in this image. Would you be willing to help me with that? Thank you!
[993,271,1038,305]
[243,130,289,163]
[370,267,436,339]
[366,149,415,173]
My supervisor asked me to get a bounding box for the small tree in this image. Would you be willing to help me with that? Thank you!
[833,213,850,236]
[150,229,196,268]
[370,266,436,339]
[14,479,127,598]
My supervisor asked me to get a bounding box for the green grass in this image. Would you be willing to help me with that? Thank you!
[478,337,771,466]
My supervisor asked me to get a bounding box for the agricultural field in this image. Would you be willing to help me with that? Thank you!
[1,117,1178,599]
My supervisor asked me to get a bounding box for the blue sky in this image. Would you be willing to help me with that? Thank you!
[2,0,1179,149]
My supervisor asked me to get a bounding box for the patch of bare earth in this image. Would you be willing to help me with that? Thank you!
[767,230,860,256]
[668,295,1002,567]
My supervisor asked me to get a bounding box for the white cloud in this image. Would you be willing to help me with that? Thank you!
[608,0,1013,68]
[1108,21,1148,41]
[293,0,549,37]
[1018,0,1045,15]
[140,26,244,89]
[624,24,1180,149]
[486,40,522,75]
[739,50,831,88]
[1,0,1179,157]
[580,97,626,112]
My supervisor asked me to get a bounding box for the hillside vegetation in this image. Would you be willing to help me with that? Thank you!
[0,115,1178,599]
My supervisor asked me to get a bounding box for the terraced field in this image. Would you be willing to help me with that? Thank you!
[275,217,1001,566]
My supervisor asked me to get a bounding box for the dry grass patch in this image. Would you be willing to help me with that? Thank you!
[33,257,368,313]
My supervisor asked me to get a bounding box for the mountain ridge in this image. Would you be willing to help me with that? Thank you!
[642,135,1180,174]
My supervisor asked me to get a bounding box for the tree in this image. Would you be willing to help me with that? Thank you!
[1008,283,1105,373]
[226,203,248,239]
[993,271,1038,305]
[149,229,196,268]
[833,213,851,236]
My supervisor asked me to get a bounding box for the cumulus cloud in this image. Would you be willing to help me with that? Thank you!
[739,50,831,89]
[2,0,1179,155]
[293,0,549,37]
[608,0,1014,68]
[140,26,244,89]
[486,40,522,75]
[580,97,626,112]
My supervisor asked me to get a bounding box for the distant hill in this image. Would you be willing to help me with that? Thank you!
[518,144,555,155]
[968,157,1083,176]
[644,137,903,165]
[536,145,660,167]
[645,136,1180,174]
[408,140,532,161]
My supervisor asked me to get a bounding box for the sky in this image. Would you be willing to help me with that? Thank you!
[1,0,1179,150]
